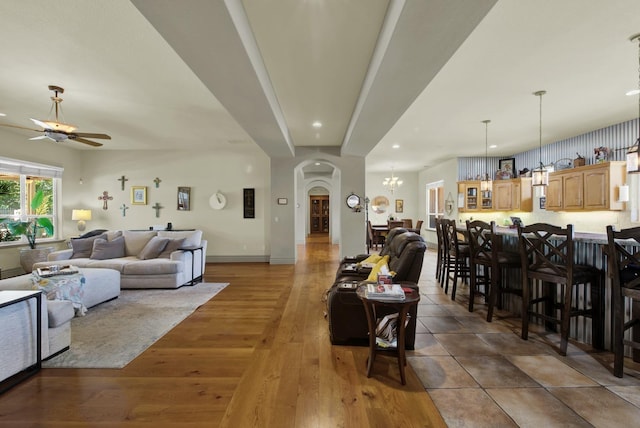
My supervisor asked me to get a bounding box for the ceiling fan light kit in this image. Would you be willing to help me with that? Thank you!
[0,85,111,147]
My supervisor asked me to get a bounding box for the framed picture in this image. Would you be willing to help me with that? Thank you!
[395,199,404,213]
[498,158,516,178]
[131,186,147,205]
[177,186,191,211]
[243,188,255,219]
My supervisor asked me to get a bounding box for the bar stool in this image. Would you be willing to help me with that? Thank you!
[442,219,470,299]
[606,225,640,378]
[517,223,604,355]
[466,220,521,321]
[435,217,446,285]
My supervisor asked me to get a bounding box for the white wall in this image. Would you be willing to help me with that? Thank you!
[366,171,419,226]
[418,158,459,247]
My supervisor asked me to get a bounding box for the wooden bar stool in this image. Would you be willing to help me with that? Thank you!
[435,217,446,285]
[606,225,640,377]
[466,220,521,321]
[517,223,604,356]
[442,219,470,299]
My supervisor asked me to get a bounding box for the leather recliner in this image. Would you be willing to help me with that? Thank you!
[328,231,427,348]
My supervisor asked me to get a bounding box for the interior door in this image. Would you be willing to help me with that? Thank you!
[310,195,329,234]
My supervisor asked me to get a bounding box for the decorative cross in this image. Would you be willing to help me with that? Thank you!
[117,175,128,191]
[153,177,162,188]
[152,202,163,218]
[98,191,113,210]
[120,204,129,217]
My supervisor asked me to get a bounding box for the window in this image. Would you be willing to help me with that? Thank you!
[0,157,62,245]
[426,180,444,230]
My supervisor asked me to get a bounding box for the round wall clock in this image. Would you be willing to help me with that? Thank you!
[209,191,227,210]
[346,193,361,209]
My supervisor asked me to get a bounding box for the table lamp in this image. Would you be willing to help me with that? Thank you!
[71,209,92,232]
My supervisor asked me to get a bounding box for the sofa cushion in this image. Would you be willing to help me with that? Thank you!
[122,259,183,275]
[91,236,126,260]
[70,233,107,258]
[47,300,75,328]
[158,230,202,248]
[122,230,157,256]
[138,236,170,260]
[158,238,186,258]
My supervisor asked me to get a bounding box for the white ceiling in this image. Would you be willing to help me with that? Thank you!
[0,0,639,175]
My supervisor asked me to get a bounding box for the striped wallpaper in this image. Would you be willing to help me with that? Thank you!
[459,118,639,180]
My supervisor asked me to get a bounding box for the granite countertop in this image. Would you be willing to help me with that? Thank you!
[494,226,608,244]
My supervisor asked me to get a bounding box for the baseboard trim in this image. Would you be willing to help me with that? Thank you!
[205,255,270,263]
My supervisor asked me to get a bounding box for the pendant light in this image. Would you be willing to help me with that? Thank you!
[480,119,492,192]
[532,90,548,187]
[627,33,640,174]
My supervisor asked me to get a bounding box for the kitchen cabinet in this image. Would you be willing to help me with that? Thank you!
[457,181,491,212]
[545,161,626,211]
[493,178,532,212]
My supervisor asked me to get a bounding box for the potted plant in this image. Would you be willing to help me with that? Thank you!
[1,189,55,272]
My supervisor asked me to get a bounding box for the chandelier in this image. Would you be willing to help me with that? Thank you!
[532,90,549,192]
[383,168,403,194]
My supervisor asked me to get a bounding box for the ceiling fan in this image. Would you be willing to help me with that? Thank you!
[0,85,111,147]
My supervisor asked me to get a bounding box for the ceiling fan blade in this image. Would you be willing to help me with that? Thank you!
[29,135,48,140]
[30,118,53,130]
[72,132,111,140]
[72,137,103,147]
[0,122,43,132]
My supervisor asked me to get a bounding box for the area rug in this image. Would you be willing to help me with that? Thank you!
[43,282,229,369]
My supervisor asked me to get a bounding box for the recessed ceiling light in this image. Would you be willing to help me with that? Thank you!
[0,113,6,117]
[312,121,322,128]
[392,144,400,149]
[315,162,320,166]
[626,89,640,96]
[489,144,497,149]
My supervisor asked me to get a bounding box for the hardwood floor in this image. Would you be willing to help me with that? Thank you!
[0,235,445,427]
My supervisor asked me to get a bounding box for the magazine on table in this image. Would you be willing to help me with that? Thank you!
[36,265,79,277]
[365,283,405,301]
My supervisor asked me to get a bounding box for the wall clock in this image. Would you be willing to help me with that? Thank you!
[209,191,227,210]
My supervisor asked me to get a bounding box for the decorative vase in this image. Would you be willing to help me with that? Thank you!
[19,247,54,273]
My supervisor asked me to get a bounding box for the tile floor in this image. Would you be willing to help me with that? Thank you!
[409,250,640,427]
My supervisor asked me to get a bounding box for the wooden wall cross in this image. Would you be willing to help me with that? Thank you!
[98,191,113,210]
[153,177,162,188]
[152,202,163,218]
[118,175,128,191]
[120,204,129,217]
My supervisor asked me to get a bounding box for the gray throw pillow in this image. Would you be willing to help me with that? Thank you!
[158,238,186,258]
[70,233,107,258]
[90,236,125,260]
[137,236,170,260]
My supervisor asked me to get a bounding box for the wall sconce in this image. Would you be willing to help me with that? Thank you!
[71,209,92,232]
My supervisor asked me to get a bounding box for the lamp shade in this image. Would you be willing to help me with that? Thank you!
[71,209,92,221]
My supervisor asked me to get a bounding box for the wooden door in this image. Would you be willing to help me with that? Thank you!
[493,181,512,211]
[584,168,608,210]
[563,171,584,210]
[546,175,563,210]
[310,195,329,234]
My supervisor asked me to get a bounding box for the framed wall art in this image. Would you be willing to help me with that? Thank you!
[498,158,516,178]
[395,199,404,213]
[131,186,147,205]
[177,187,191,211]
[243,188,255,218]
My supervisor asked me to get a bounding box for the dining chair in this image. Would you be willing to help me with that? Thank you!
[606,225,640,377]
[434,217,446,285]
[517,223,604,355]
[466,220,521,321]
[367,221,385,250]
[402,219,413,229]
[388,220,404,230]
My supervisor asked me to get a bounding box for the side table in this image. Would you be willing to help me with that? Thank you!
[0,290,42,394]
[356,285,420,385]
[180,246,204,285]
